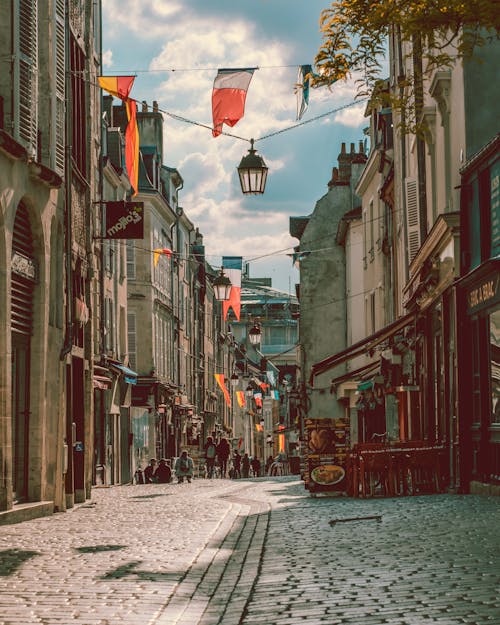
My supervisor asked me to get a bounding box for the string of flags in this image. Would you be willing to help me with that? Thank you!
[98,63,325,191]
[213,373,283,409]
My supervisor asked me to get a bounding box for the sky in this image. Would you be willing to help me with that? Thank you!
[101,0,368,293]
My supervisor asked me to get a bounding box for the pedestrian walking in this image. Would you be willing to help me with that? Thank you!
[242,452,251,478]
[204,436,217,478]
[154,458,172,483]
[174,450,194,483]
[216,437,231,477]
[251,456,261,477]
[265,455,274,475]
[232,450,241,479]
[144,458,157,483]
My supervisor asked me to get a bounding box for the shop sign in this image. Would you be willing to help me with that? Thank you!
[11,251,37,281]
[467,272,500,315]
[303,417,350,493]
[105,201,144,239]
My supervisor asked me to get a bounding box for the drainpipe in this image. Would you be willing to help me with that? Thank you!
[413,34,428,243]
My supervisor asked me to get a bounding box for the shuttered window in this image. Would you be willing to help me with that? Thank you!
[15,0,38,156]
[127,312,136,371]
[405,178,421,264]
[54,0,65,174]
[11,203,35,336]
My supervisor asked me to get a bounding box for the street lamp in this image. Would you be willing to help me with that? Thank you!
[248,322,261,346]
[213,268,232,301]
[245,384,254,397]
[230,371,239,387]
[237,139,268,195]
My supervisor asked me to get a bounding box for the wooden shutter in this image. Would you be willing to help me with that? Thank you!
[54,0,65,174]
[127,312,136,371]
[16,0,38,156]
[11,203,35,335]
[405,178,421,264]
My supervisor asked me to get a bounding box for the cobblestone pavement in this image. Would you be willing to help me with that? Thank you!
[0,477,499,625]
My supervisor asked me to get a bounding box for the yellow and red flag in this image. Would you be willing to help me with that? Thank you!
[236,391,246,408]
[98,75,139,196]
[98,75,135,100]
[153,247,173,267]
[215,373,231,407]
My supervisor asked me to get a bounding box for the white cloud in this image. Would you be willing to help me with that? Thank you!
[102,49,113,67]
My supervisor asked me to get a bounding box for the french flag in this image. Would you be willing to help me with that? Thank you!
[212,68,255,137]
[222,256,242,321]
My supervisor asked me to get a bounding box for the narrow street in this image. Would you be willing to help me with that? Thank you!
[1,477,499,625]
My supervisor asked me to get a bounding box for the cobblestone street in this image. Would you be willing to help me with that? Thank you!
[1,477,499,625]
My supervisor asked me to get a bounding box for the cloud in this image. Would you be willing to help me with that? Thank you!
[102,49,113,67]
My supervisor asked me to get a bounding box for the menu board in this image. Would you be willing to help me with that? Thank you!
[303,417,350,493]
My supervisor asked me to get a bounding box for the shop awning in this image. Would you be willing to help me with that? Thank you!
[109,363,138,384]
[310,312,415,385]
[93,375,112,389]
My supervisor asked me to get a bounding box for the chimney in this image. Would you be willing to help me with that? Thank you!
[327,167,339,189]
[142,101,148,112]
[153,101,159,113]
[338,142,351,182]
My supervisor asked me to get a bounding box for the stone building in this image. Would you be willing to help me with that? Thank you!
[0,1,101,522]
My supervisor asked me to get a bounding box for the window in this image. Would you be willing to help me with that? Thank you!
[127,312,136,370]
[126,241,135,279]
[490,309,500,424]
[70,35,87,178]
[15,0,38,156]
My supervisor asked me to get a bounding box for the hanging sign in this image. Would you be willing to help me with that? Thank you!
[105,201,144,239]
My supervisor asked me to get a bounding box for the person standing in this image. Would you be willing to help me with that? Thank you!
[251,456,261,477]
[204,436,217,478]
[242,453,251,478]
[232,450,241,479]
[216,437,230,478]
[175,450,194,483]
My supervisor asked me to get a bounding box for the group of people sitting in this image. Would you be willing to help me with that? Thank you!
[136,452,194,484]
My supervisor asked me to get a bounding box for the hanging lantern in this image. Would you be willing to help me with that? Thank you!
[248,323,261,346]
[237,139,268,195]
[245,384,253,397]
[213,269,232,301]
[230,372,239,387]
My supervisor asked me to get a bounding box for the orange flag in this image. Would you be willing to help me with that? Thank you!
[236,391,246,408]
[215,373,231,407]
[125,99,139,196]
[98,76,139,196]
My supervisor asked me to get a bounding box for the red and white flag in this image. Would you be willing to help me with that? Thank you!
[222,256,242,321]
[212,68,255,137]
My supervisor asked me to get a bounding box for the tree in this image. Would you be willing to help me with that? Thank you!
[313,0,500,96]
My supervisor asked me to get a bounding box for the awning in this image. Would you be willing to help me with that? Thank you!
[330,360,379,390]
[310,312,415,384]
[109,363,138,385]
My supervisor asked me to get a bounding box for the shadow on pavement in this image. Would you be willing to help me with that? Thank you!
[76,544,127,553]
[100,560,180,582]
[0,549,40,576]
[130,493,172,500]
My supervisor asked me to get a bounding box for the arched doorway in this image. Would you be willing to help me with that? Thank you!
[11,201,37,503]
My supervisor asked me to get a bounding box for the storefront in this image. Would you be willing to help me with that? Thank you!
[458,259,500,489]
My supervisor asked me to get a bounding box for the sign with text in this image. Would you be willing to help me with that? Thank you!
[105,201,144,239]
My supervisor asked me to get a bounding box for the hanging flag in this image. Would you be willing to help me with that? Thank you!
[255,423,264,432]
[153,248,173,267]
[222,256,242,321]
[212,68,255,137]
[236,391,246,408]
[259,383,269,394]
[271,390,280,400]
[98,75,135,100]
[237,437,243,449]
[125,98,139,196]
[295,64,312,121]
[215,373,231,407]
[266,370,276,386]
[254,392,262,408]
[98,75,139,196]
